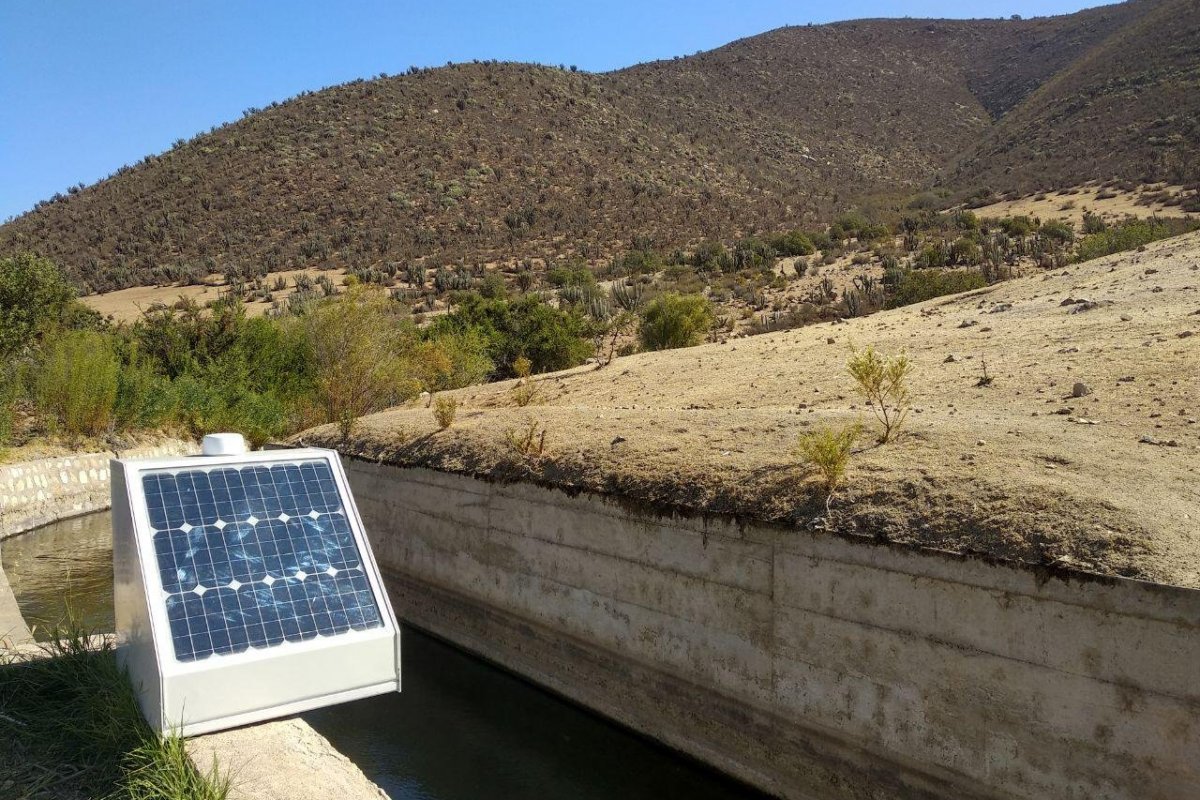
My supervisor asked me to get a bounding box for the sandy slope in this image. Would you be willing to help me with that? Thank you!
[300,233,1200,588]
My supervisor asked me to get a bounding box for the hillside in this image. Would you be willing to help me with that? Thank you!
[299,232,1200,589]
[946,0,1200,192]
[1,0,1197,293]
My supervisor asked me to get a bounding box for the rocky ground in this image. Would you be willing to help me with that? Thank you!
[302,232,1200,588]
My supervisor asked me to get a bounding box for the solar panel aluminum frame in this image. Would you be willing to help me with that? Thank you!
[112,447,401,737]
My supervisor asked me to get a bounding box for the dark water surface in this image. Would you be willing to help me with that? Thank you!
[3,512,767,800]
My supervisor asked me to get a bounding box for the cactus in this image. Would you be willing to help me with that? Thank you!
[610,281,645,311]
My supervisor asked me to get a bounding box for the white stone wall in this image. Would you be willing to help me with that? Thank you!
[0,440,197,537]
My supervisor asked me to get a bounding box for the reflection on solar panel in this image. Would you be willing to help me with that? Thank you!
[113,439,400,737]
[142,462,383,662]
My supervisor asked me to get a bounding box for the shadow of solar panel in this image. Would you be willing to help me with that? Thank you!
[144,461,382,662]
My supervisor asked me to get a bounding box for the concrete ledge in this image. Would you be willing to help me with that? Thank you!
[350,461,1200,800]
[186,717,387,800]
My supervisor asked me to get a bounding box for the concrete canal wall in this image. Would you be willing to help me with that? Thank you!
[346,459,1200,800]
[0,439,197,538]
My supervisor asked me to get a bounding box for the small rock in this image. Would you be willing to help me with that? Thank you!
[1139,435,1180,447]
[827,337,836,344]
[989,303,1012,313]
[943,354,958,363]
[958,319,978,329]
[1178,331,1195,339]
[1071,382,1092,398]
[610,436,627,447]
[1120,315,1133,322]
[976,439,986,446]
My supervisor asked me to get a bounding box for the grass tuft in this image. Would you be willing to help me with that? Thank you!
[0,613,229,800]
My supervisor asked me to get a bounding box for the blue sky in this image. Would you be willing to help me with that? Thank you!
[1,0,1106,221]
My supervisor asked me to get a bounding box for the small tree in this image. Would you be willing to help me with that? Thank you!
[301,287,421,437]
[796,422,860,498]
[432,395,458,429]
[847,345,913,443]
[638,293,713,351]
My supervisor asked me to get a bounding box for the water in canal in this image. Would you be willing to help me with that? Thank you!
[2,513,766,800]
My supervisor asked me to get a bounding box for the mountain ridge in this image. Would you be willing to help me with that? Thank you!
[2,0,1194,293]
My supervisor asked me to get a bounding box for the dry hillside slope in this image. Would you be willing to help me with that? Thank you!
[301,233,1200,588]
[4,0,1196,293]
[947,0,1200,192]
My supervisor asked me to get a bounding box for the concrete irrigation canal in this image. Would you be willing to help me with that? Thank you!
[2,511,766,800]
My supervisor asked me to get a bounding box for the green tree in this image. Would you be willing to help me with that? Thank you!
[638,293,714,350]
[0,253,98,356]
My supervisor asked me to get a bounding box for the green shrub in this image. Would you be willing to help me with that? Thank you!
[0,367,17,447]
[639,293,714,350]
[1075,217,1199,262]
[796,422,860,495]
[887,268,986,308]
[301,287,423,428]
[732,238,777,272]
[769,230,816,257]
[114,350,176,431]
[428,293,593,377]
[0,253,99,357]
[1082,212,1107,234]
[36,330,120,436]
[432,395,458,429]
[997,216,1035,237]
[691,240,732,272]
[1039,219,1075,244]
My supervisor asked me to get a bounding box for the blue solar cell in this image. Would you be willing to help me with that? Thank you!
[145,460,382,662]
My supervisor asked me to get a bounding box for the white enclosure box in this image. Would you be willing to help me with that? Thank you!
[112,446,400,737]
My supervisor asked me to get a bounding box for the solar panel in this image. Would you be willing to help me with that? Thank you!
[142,462,383,662]
[112,438,401,737]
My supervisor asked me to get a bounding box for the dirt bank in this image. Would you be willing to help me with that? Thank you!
[298,233,1200,588]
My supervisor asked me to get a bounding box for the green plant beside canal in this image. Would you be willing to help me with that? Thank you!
[0,617,229,800]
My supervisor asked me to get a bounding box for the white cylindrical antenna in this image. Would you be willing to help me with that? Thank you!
[201,432,248,456]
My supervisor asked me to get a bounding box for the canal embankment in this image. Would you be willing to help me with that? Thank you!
[341,459,1200,800]
[0,438,198,538]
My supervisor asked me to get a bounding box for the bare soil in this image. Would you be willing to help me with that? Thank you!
[81,267,349,323]
[298,232,1200,588]
[968,183,1197,228]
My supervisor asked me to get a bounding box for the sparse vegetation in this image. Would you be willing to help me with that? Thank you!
[6,0,1188,295]
[847,345,913,443]
[505,420,548,457]
[432,395,458,429]
[796,422,861,497]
